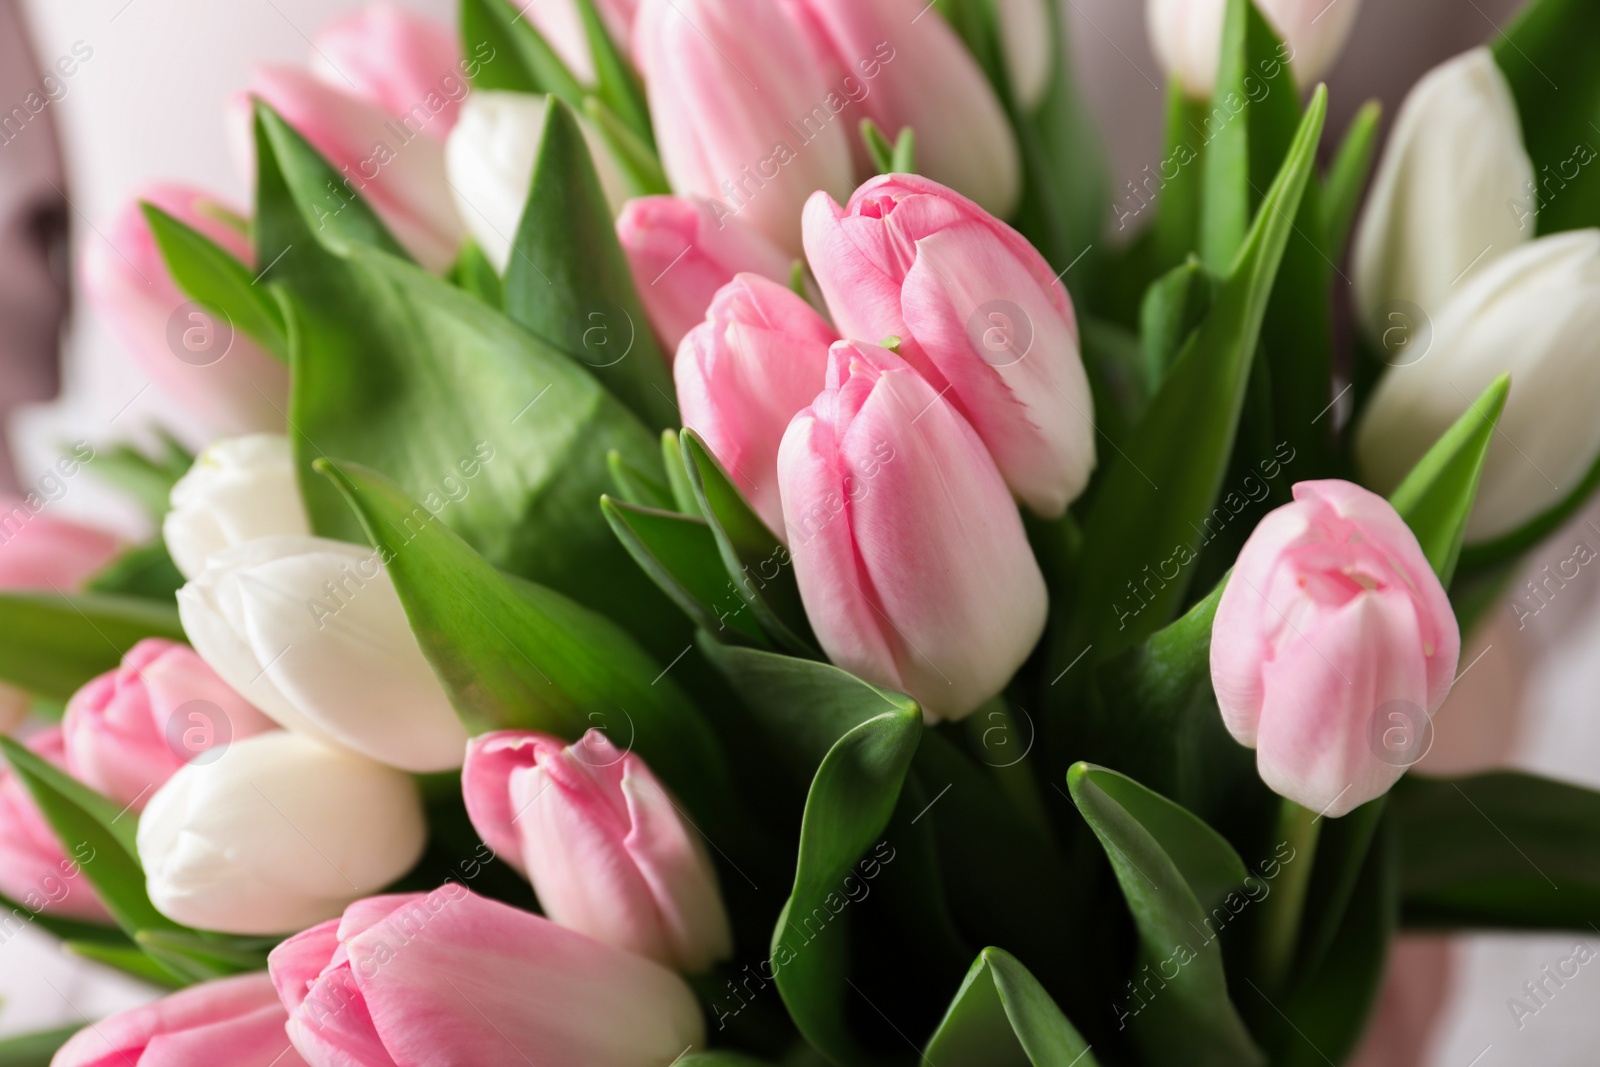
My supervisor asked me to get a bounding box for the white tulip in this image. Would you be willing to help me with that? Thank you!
[1352,48,1534,339]
[445,90,630,272]
[1356,230,1600,542]
[998,0,1052,109]
[138,731,426,934]
[1146,0,1362,97]
[163,434,311,580]
[177,535,468,772]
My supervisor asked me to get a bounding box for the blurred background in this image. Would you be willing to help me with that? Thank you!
[4,0,1593,1062]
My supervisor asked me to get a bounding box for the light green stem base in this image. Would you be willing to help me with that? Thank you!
[1256,799,1322,993]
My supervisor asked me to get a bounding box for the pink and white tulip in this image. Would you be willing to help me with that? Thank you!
[1210,480,1461,817]
[632,0,854,256]
[617,195,797,352]
[52,972,308,1067]
[0,727,106,921]
[309,5,466,137]
[803,175,1095,517]
[463,729,732,973]
[270,886,705,1067]
[1146,0,1363,97]
[779,340,1048,721]
[62,639,276,812]
[81,186,288,434]
[676,273,837,532]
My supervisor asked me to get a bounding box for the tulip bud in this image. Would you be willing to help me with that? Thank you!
[138,731,426,934]
[1146,0,1363,98]
[444,90,630,273]
[0,495,119,590]
[997,0,1052,109]
[1356,230,1600,543]
[310,6,466,137]
[52,972,309,1067]
[779,340,1048,721]
[62,639,277,811]
[177,536,467,772]
[163,433,311,579]
[633,0,854,256]
[0,727,107,921]
[270,886,705,1066]
[676,274,837,532]
[617,195,797,352]
[81,186,289,434]
[1210,480,1460,817]
[1352,48,1534,338]
[803,175,1096,517]
[781,0,1021,217]
[463,729,733,973]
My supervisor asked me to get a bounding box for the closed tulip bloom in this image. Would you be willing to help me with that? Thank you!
[163,434,311,580]
[677,274,837,532]
[81,186,289,434]
[62,639,277,812]
[998,0,1052,108]
[1210,480,1460,817]
[1352,49,1534,338]
[269,886,705,1067]
[803,175,1095,517]
[617,195,796,352]
[463,729,732,973]
[0,495,118,590]
[1356,230,1600,542]
[633,0,853,255]
[444,91,629,272]
[779,341,1048,721]
[138,731,426,934]
[309,6,465,138]
[0,727,107,921]
[781,0,1021,217]
[1146,0,1363,97]
[52,972,308,1067]
[177,536,467,772]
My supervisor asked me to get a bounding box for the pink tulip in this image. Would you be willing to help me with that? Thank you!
[462,729,732,973]
[516,0,639,84]
[62,639,277,812]
[780,0,1021,217]
[309,5,467,137]
[632,0,854,256]
[778,340,1048,721]
[0,727,107,921]
[269,886,705,1067]
[0,495,118,591]
[81,185,289,434]
[52,971,308,1067]
[1210,480,1461,817]
[677,274,837,533]
[803,175,1096,517]
[617,195,797,353]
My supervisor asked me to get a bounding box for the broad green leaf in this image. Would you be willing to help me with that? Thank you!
[141,203,288,358]
[573,0,651,144]
[503,98,676,431]
[1138,257,1217,387]
[1295,797,1386,983]
[445,239,503,308]
[1068,762,1264,1067]
[1149,87,1209,274]
[0,893,125,946]
[772,709,922,1067]
[583,97,672,199]
[1079,316,1148,448]
[316,460,734,824]
[0,593,185,702]
[606,449,675,511]
[0,1026,80,1067]
[136,929,272,976]
[82,434,192,520]
[86,541,184,603]
[1392,771,1600,928]
[458,0,583,102]
[1388,373,1509,585]
[1320,100,1382,258]
[66,940,185,988]
[923,948,1099,1067]
[662,430,702,516]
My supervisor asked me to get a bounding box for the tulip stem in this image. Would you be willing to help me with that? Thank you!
[1255,799,1321,993]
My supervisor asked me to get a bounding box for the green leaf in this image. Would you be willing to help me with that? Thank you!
[0,593,185,702]
[459,0,583,102]
[1387,373,1509,585]
[141,203,288,358]
[65,940,185,988]
[573,0,651,144]
[1392,771,1600,928]
[503,97,676,431]
[1079,316,1149,448]
[1068,762,1264,1067]
[316,459,734,824]
[860,119,901,175]
[582,96,672,198]
[1320,100,1382,258]
[923,948,1099,1067]
[1149,86,1209,275]
[82,435,192,520]
[1138,257,1217,387]
[445,239,503,308]
[674,1056,777,1067]
[772,709,922,1067]
[0,1026,81,1067]
[85,541,185,602]
[662,430,702,516]
[606,449,675,511]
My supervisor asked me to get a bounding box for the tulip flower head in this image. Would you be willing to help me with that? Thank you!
[163,433,312,580]
[0,727,107,921]
[1146,0,1363,97]
[1210,480,1460,817]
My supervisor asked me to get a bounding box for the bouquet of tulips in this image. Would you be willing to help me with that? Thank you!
[5,0,1600,1062]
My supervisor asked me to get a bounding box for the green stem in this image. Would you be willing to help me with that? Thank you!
[1256,798,1321,993]
[963,699,1053,841]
